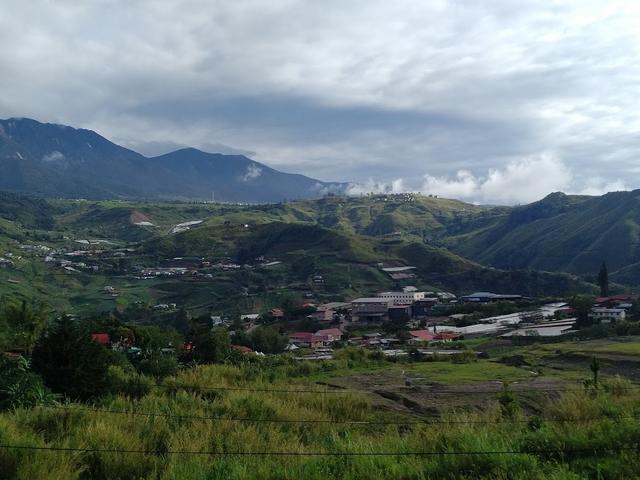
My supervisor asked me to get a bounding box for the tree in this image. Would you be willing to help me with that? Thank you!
[191,327,231,363]
[3,301,48,355]
[31,316,113,400]
[598,261,609,297]
[248,326,288,354]
[569,295,595,328]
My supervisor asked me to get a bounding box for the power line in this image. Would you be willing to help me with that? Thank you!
[0,443,637,457]
[42,405,638,427]
[153,382,640,396]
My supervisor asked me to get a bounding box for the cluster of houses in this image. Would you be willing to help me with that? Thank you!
[349,288,457,323]
[590,294,637,322]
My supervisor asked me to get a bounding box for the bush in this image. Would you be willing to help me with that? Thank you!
[31,317,114,400]
[0,357,57,410]
[106,366,153,399]
[136,354,178,380]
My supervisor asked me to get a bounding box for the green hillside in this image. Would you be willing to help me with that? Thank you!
[451,191,640,282]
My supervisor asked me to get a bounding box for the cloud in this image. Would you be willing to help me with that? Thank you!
[240,164,263,182]
[346,178,406,196]
[0,1,639,193]
[423,154,600,204]
[348,154,629,205]
[41,150,65,163]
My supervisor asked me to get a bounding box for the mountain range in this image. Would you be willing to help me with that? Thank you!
[0,118,346,202]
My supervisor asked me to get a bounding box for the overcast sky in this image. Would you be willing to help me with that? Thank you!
[1,0,639,204]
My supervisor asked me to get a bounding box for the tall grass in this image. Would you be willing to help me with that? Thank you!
[0,363,639,479]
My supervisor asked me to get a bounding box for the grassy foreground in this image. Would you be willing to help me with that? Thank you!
[1,361,639,480]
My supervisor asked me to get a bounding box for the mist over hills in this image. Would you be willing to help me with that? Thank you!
[0,117,346,202]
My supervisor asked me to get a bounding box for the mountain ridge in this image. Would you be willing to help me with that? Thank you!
[0,117,347,202]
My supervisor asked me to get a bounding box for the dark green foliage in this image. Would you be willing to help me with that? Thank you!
[31,316,114,400]
[570,294,595,328]
[136,353,178,380]
[190,327,231,363]
[0,191,55,229]
[0,356,56,410]
[245,326,288,354]
[2,301,48,355]
[598,261,609,297]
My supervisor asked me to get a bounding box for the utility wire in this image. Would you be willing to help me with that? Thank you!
[41,405,638,427]
[153,382,640,396]
[0,444,637,457]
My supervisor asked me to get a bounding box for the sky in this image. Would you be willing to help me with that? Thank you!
[1,0,639,204]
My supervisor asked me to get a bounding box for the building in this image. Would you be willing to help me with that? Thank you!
[388,305,411,322]
[590,308,626,323]
[411,298,439,318]
[315,328,343,342]
[351,298,392,322]
[288,332,324,348]
[408,330,435,343]
[460,292,525,303]
[309,306,334,322]
[376,291,427,305]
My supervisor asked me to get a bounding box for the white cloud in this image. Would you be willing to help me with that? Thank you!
[576,178,629,196]
[421,155,573,204]
[346,177,406,196]
[240,164,262,182]
[41,150,65,162]
[347,154,630,205]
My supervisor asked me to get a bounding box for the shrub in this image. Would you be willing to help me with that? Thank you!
[0,357,57,410]
[31,316,114,400]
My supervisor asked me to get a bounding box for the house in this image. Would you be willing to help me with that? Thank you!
[433,332,463,342]
[288,332,324,348]
[409,330,435,343]
[351,298,392,322]
[91,333,110,346]
[590,307,626,323]
[315,328,343,342]
[309,305,334,322]
[594,294,638,306]
[240,313,261,321]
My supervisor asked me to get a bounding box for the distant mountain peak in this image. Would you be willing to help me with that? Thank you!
[0,116,348,202]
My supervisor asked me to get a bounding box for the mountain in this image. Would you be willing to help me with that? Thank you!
[450,191,640,283]
[0,117,346,202]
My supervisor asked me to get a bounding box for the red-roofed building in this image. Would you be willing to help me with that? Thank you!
[595,294,638,306]
[434,332,463,342]
[288,332,324,348]
[91,333,110,346]
[270,308,284,318]
[409,330,435,343]
[314,328,343,342]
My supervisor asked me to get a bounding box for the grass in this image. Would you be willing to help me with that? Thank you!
[404,361,534,384]
[1,361,640,479]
